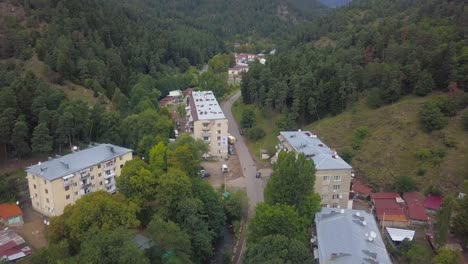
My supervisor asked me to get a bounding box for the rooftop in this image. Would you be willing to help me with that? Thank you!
[315,208,392,264]
[25,144,132,181]
[0,204,22,218]
[403,192,428,221]
[188,91,225,121]
[278,131,352,170]
[424,195,443,211]
[386,227,415,242]
[372,195,408,223]
[0,230,32,261]
[370,192,400,200]
[352,179,372,196]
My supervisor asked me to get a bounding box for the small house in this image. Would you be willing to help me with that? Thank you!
[0,203,23,226]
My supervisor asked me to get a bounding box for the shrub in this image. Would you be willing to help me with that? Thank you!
[393,175,417,193]
[247,126,265,141]
[420,102,447,132]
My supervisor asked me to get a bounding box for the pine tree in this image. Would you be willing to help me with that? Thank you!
[11,118,30,157]
[32,122,53,153]
[414,70,435,96]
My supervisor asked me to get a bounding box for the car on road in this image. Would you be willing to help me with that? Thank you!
[255,172,261,178]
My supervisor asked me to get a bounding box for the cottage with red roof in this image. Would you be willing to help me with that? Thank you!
[352,178,372,198]
[370,193,409,227]
[424,194,443,213]
[0,203,23,226]
[403,192,429,224]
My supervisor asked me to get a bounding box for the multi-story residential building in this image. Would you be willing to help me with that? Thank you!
[186,91,229,158]
[314,208,392,264]
[25,144,132,216]
[274,131,353,209]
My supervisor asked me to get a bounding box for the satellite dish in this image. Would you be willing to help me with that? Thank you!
[370,231,377,239]
[72,146,78,151]
[356,212,361,217]
[16,201,19,205]
[362,221,367,226]
[340,209,345,214]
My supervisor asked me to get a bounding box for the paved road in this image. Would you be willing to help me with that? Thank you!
[221,91,264,216]
[221,91,266,263]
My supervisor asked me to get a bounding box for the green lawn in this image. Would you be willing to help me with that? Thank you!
[232,99,281,163]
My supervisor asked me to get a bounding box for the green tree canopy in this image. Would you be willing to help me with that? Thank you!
[434,247,462,264]
[32,122,53,153]
[48,191,139,249]
[244,235,313,264]
[247,203,305,244]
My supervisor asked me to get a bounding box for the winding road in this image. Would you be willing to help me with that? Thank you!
[221,91,267,263]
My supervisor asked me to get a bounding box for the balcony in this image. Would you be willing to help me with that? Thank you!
[104,172,116,179]
[202,126,210,131]
[80,188,92,195]
[80,181,92,189]
[106,186,116,194]
[80,173,90,180]
[63,180,73,188]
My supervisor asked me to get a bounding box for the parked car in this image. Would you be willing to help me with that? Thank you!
[199,169,210,178]
[256,172,261,178]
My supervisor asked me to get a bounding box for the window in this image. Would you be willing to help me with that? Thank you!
[332,194,340,199]
[120,165,123,169]
[217,123,221,127]
[203,123,209,128]
[91,176,94,180]
[34,193,38,198]
[99,173,102,177]
[74,183,78,187]
[75,191,78,196]
[217,130,221,134]
[43,180,46,184]
[98,165,101,169]
[46,198,49,203]
[90,167,93,171]
[333,184,341,191]
[332,203,339,208]
[217,136,221,140]
[321,194,328,200]
[333,175,341,181]
[119,156,122,161]
[323,176,330,182]
[33,184,37,189]
[65,186,70,191]
[45,189,48,194]
[100,181,103,186]
[33,175,35,179]
[218,143,221,146]
[66,195,70,200]
[36,202,39,207]
[203,136,209,141]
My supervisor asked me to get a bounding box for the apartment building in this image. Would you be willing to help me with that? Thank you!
[274,131,353,209]
[186,91,229,158]
[25,144,132,216]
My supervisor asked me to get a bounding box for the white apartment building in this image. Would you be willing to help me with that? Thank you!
[274,131,353,209]
[186,91,229,158]
[25,144,132,216]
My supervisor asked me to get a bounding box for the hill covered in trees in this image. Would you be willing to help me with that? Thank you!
[0,0,330,160]
[240,0,467,192]
[242,0,466,126]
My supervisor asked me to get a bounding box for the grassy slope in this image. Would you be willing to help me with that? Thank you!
[232,99,281,163]
[306,95,467,193]
[22,55,104,106]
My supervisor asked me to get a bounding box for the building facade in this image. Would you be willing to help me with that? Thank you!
[25,144,132,216]
[186,91,229,158]
[274,131,353,209]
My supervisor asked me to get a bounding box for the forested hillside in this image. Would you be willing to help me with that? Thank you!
[0,0,328,161]
[240,0,467,192]
[242,0,467,127]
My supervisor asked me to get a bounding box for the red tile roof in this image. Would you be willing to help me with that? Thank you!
[352,179,372,196]
[403,192,429,221]
[373,197,408,222]
[370,193,400,200]
[0,203,22,218]
[424,195,443,211]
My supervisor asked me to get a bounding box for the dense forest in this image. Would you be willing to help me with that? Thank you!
[241,0,467,128]
[0,0,333,160]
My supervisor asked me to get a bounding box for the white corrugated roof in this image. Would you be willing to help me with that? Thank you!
[280,131,352,170]
[386,227,415,242]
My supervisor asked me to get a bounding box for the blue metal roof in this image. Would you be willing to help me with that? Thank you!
[25,144,132,181]
[315,208,392,264]
[279,131,352,170]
